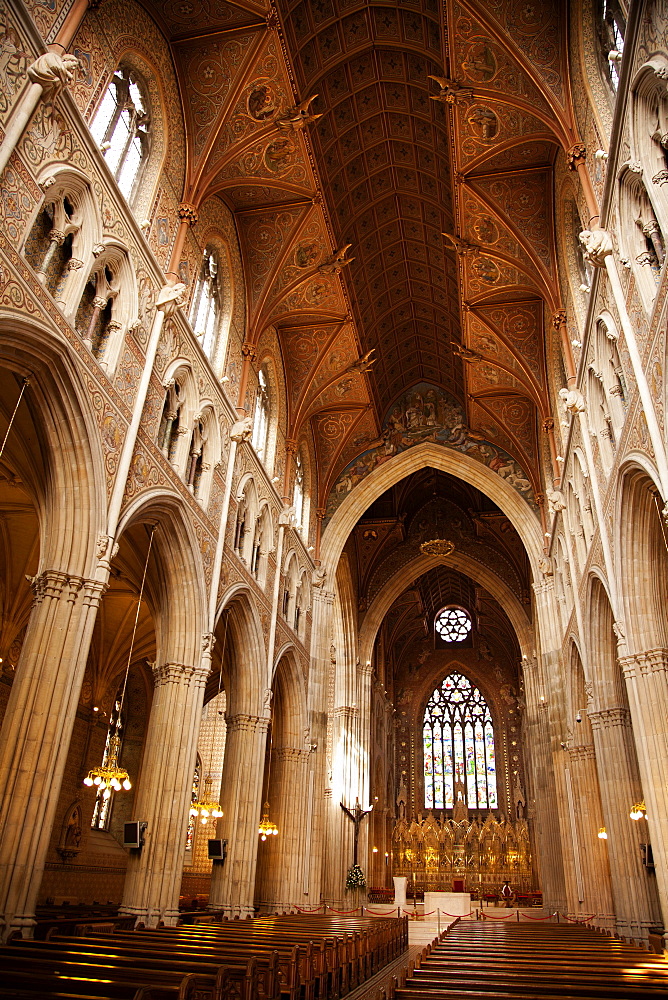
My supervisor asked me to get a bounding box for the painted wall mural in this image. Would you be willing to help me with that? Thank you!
[325,383,538,521]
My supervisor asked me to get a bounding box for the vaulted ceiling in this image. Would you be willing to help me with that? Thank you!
[139,0,582,521]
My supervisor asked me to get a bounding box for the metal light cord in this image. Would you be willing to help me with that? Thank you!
[0,377,30,461]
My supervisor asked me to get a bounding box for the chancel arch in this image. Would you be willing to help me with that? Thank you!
[320,444,545,580]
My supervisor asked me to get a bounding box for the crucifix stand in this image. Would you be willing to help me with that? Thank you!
[340,797,372,866]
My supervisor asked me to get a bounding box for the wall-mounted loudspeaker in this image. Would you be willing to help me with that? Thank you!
[208,838,228,862]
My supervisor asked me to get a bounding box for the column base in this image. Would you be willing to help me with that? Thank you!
[216,904,255,919]
[0,912,37,942]
[118,905,181,928]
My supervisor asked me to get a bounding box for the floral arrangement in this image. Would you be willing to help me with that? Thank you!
[345,863,367,890]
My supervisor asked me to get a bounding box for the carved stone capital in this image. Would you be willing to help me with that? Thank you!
[566,144,587,169]
[272,747,311,764]
[27,52,80,100]
[152,661,208,687]
[225,713,269,735]
[48,229,67,247]
[579,229,613,268]
[588,707,631,731]
[652,169,668,186]
[67,258,84,272]
[156,282,186,316]
[566,743,596,762]
[241,342,258,361]
[552,309,567,330]
[230,416,253,443]
[178,203,199,226]
[92,295,108,310]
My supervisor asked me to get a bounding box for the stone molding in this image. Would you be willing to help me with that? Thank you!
[566,743,597,762]
[272,747,311,763]
[26,570,105,608]
[151,661,209,687]
[619,648,668,678]
[224,713,269,735]
[588,707,632,730]
[331,705,359,723]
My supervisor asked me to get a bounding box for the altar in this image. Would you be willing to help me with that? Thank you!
[423,891,471,917]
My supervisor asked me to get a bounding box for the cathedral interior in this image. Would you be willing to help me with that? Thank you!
[1,0,668,959]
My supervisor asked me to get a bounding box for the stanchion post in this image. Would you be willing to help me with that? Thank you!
[557,911,560,923]
[437,908,441,935]
[517,909,520,922]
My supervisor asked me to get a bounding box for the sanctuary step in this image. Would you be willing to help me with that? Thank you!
[393,920,668,1000]
[0,913,407,1000]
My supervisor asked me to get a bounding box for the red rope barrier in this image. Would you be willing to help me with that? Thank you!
[402,909,437,916]
[480,910,517,919]
[519,912,557,921]
[293,904,325,913]
[561,913,596,923]
[363,907,399,916]
[326,905,363,915]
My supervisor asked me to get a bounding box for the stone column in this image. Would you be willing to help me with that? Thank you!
[208,713,269,917]
[305,577,335,907]
[619,649,668,940]
[120,660,209,927]
[0,571,105,940]
[562,744,615,930]
[526,582,568,911]
[589,707,660,942]
[255,746,311,913]
[324,704,359,908]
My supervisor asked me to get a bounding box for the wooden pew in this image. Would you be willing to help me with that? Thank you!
[392,921,668,1000]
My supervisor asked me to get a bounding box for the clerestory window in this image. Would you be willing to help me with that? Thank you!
[90,65,151,202]
[189,248,220,358]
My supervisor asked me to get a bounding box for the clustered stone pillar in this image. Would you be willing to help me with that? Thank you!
[209,714,269,917]
[563,745,615,929]
[303,578,334,906]
[255,746,311,912]
[588,707,660,942]
[619,649,668,943]
[120,660,209,927]
[0,571,105,941]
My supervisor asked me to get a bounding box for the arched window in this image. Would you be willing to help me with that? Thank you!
[293,451,304,532]
[91,685,125,830]
[423,672,497,811]
[252,367,270,461]
[158,378,183,462]
[189,247,220,357]
[599,0,625,92]
[90,64,151,202]
[185,755,202,854]
[25,193,79,301]
[434,606,472,643]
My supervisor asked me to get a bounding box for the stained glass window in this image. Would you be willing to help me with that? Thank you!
[423,672,497,810]
[185,756,201,852]
[435,606,472,642]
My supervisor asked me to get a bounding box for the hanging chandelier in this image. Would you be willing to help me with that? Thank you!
[189,774,223,825]
[597,827,608,839]
[189,609,228,825]
[258,707,278,841]
[630,800,647,820]
[83,733,131,795]
[84,524,156,796]
[258,801,278,841]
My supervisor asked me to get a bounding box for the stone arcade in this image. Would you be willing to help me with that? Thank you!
[0,0,667,955]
